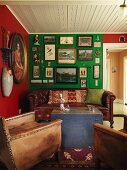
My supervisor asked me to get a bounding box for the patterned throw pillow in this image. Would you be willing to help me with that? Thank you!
[76,90,87,103]
[62,90,68,103]
[68,90,77,103]
[48,90,63,104]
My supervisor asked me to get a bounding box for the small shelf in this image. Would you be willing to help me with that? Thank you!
[1,48,11,62]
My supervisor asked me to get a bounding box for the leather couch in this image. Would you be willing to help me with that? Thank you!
[27,89,116,128]
[0,112,62,170]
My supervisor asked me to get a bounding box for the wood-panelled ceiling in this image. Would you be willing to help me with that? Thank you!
[1,0,127,33]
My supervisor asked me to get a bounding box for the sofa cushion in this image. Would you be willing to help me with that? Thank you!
[68,90,77,102]
[48,89,87,104]
[48,90,61,104]
[85,89,104,105]
[76,90,87,103]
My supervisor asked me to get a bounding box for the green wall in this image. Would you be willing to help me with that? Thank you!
[29,34,103,90]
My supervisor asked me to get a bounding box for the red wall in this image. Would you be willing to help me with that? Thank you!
[0,6,29,118]
[103,34,127,43]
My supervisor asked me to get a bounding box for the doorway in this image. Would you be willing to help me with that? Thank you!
[124,57,127,104]
[103,43,127,102]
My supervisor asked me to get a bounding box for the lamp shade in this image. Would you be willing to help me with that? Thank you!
[119,0,127,19]
[119,6,127,18]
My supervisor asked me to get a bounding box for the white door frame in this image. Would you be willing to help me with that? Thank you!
[123,56,127,104]
[103,43,127,90]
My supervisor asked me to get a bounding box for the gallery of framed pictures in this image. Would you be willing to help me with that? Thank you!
[55,67,77,84]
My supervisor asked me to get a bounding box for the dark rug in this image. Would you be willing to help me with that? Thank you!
[31,147,113,170]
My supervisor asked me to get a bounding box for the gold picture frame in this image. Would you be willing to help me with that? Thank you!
[10,33,27,84]
[78,36,92,47]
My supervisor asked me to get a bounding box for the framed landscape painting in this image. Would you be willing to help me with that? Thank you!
[78,36,92,47]
[55,67,77,84]
[78,49,93,61]
[58,48,76,64]
[44,36,56,43]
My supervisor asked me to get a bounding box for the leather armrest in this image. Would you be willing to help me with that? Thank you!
[27,90,50,111]
[102,91,116,108]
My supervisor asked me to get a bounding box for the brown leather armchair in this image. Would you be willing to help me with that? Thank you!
[94,114,127,170]
[0,112,62,170]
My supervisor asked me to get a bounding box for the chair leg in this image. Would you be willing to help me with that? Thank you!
[110,120,114,128]
[55,151,61,163]
[95,158,101,170]
[55,148,61,163]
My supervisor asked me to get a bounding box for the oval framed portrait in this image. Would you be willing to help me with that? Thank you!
[10,33,27,84]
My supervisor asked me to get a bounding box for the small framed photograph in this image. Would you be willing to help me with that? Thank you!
[58,48,76,64]
[95,58,100,64]
[33,66,40,78]
[81,79,87,88]
[78,49,93,61]
[78,36,92,47]
[45,44,55,60]
[93,65,100,79]
[45,67,53,78]
[44,36,56,43]
[32,47,37,51]
[60,36,74,45]
[33,53,40,63]
[80,68,87,78]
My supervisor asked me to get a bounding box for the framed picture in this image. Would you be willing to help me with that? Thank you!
[78,36,92,47]
[44,36,56,43]
[58,48,76,64]
[60,36,74,45]
[45,67,53,78]
[10,33,27,84]
[33,53,40,63]
[33,66,40,78]
[45,44,55,60]
[55,67,77,84]
[80,68,87,77]
[78,49,93,61]
[81,79,87,88]
[93,65,100,79]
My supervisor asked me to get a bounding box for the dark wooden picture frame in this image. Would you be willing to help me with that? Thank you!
[55,67,77,84]
[10,33,27,84]
[44,36,56,43]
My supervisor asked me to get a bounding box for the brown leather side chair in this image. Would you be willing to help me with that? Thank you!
[94,114,127,170]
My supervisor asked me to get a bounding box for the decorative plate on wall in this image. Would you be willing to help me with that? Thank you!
[10,33,27,84]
